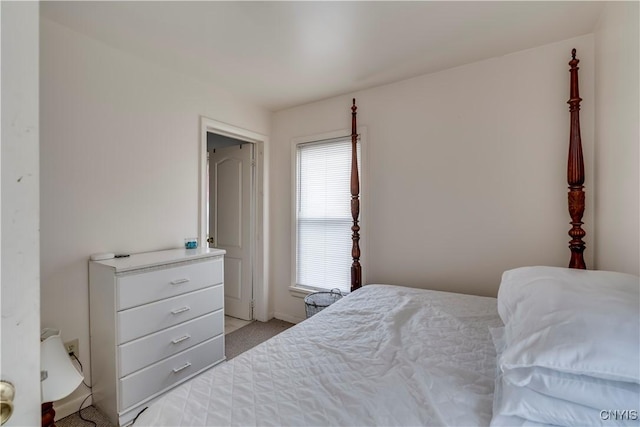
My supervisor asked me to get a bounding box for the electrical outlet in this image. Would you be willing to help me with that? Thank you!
[65,339,79,358]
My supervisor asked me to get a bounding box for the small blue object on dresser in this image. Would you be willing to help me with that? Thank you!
[184,237,198,249]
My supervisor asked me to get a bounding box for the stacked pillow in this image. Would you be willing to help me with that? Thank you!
[491,266,640,426]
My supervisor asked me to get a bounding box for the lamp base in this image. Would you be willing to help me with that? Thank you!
[41,402,55,427]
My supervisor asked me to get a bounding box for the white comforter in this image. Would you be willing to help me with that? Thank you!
[135,284,502,427]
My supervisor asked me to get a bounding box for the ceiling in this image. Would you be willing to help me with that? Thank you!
[41,1,604,111]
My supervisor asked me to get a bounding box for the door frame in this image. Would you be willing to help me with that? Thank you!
[199,117,269,322]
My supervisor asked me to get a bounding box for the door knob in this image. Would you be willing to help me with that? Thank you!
[0,381,15,425]
[207,237,214,245]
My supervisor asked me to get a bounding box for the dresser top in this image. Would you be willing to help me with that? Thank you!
[91,248,226,272]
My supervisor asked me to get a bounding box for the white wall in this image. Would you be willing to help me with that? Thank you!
[271,35,595,323]
[594,2,639,276]
[1,2,41,425]
[39,18,271,418]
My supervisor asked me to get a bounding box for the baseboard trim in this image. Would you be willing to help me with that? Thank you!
[54,392,92,421]
[254,310,273,322]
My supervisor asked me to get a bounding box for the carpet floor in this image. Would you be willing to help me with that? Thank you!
[56,318,294,427]
[56,405,113,427]
[225,318,294,360]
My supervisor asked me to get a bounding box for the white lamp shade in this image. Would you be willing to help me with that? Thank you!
[41,329,83,403]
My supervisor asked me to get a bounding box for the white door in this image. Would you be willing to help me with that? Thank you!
[1,2,42,425]
[209,144,253,320]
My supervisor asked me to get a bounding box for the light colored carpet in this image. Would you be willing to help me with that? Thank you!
[225,318,294,360]
[56,318,294,427]
[56,405,113,427]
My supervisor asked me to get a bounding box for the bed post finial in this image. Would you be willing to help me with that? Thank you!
[567,49,586,269]
[351,99,362,292]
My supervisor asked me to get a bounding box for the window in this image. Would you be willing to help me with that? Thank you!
[295,136,361,294]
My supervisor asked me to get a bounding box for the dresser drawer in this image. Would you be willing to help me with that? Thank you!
[117,257,223,310]
[119,334,224,411]
[118,309,224,377]
[118,285,223,343]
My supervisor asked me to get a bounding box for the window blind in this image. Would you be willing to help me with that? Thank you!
[296,137,361,293]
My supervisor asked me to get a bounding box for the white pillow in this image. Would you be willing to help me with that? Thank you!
[490,326,639,427]
[497,266,640,383]
[505,366,639,410]
[493,379,633,427]
[490,412,551,427]
[494,325,639,409]
[490,328,549,427]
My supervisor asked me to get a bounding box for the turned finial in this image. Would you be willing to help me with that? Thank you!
[569,48,579,68]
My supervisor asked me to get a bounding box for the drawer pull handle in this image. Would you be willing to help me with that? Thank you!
[170,306,191,315]
[171,334,191,344]
[172,362,192,373]
[170,278,190,285]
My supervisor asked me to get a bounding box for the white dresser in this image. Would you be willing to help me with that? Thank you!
[89,248,226,426]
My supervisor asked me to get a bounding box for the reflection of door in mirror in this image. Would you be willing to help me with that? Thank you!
[209,142,254,321]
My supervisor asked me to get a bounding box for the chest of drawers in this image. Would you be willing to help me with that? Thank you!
[89,248,226,426]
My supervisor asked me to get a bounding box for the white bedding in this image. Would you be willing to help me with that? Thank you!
[135,284,502,427]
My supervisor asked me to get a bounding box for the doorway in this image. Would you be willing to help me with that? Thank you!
[199,117,268,322]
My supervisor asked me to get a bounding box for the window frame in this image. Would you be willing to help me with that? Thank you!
[289,127,366,298]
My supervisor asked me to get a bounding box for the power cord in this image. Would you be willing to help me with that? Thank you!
[70,352,97,427]
[77,394,97,427]
[131,406,148,425]
[70,353,91,389]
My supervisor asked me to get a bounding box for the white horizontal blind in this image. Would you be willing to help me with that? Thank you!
[296,137,361,293]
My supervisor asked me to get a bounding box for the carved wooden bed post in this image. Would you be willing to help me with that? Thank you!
[567,49,586,269]
[351,99,362,291]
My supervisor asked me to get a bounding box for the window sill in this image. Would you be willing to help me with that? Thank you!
[288,285,315,299]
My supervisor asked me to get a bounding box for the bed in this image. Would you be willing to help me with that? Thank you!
[134,50,639,427]
[136,285,501,426]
